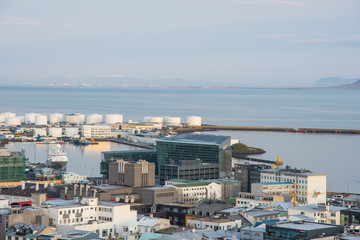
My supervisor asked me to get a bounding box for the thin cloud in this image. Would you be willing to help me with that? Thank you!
[253,33,298,38]
[0,15,48,29]
[298,36,360,43]
[235,0,303,7]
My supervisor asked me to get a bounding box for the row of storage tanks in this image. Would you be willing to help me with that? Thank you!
[143,116,201,126]
[0,113,124,126]
[0,112,202,126]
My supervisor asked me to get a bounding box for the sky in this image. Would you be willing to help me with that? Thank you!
[0,0,359,87]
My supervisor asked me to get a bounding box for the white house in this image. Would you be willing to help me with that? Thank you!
[187,216,242,231]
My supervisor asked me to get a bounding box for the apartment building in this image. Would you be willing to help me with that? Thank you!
[260,167,327,204]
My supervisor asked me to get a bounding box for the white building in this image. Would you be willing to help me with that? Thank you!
[43,197,137,239]
[81,125,111,139]
[251,182,295,196]
[288,204,348,225]
[260,167,327,204]
[165,179,222,203]
[187,216,242,231]
[62,172,88,184]
[236,192,285,208]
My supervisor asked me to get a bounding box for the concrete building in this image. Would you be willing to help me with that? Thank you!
[236,192,285,208]
[6,223,56,240]
[242,209,280,225]
[265,221,344,240]
[81,125,111,139]
[261,166,327,204]
[340,208,360,226]
[156,133,232,177]
[62,172,88,184]
[108,160,155,187]
[138,186,177,205]
[251,182,295,196]
[101,150,157,178]
[240,226,266,240]
[159,159,219,185]
[203,179,241,199]
[187,216,242,231]
[234,162,271,192]
[288,204,348,225]
[343,195,360,208]
[165,179,222,203]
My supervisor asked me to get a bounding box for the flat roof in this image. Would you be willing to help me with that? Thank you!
[261,168,327,176]
[157,133,230,145]
[274,222,339,231]
[259,182,294,185]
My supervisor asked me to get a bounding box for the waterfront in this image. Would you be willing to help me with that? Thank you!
[7,142,138,178]
[203,130,360,194]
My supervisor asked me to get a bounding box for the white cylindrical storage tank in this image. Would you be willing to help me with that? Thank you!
[88,114,103,123]
[64,127,79,137]
[65,114,80,125]
[105,114,123,124]
[5,117,21,126]
[0,114,5,123]
[35,115,48,125]
[48,127,63,138]
[77,114,86,124]
[25,113,38,124]
[187,116,202,126]
[2,112,16,119]
[49,113,63,124]
[164,116,181,126]
[86,115,98,124]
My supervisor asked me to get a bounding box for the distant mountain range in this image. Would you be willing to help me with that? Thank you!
[312,77,358,87]
[336,79,360,89]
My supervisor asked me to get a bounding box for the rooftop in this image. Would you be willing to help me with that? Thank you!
[245,209,279,217]
[261,167,326,176]
[289,204,348,213]
[157,133,230,146]
[166,179,216,188]
[259,182,295,185]
[273,221,340,231]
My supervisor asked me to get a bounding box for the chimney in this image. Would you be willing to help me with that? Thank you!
[44,183,48,188]
[64,186,68,196]
[79,184,84,196]
[93,188,97,197]
[85,184,90,196]
[21,181,25,190]
[35,183,39,191]
[150,214,153,219]
[74,184,78,195]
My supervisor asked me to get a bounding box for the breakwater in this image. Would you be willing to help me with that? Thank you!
[174,126,360,134]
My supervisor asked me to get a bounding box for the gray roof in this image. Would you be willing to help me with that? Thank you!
[157,133,230,145]
[289,204,348,213]
[245,209,279,217]
[275,222,339,231]
[261,168,326,176]
[343,195,360,202]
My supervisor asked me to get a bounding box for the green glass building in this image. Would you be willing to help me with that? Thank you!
[156,134,232,177]
[0,149,26,182]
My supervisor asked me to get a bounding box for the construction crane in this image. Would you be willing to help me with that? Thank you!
[289,189,326,207]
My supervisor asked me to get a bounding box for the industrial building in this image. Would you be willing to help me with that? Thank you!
[0,148,26,182]
[159,159,219,185]
[108,160,155,187]
[156,133,232,177]
[81,125,111,139]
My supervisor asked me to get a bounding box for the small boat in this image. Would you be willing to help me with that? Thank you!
[46,144,68,170]
[70,137,90,146]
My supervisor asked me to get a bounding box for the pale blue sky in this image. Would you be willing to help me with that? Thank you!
[0,0,359,86]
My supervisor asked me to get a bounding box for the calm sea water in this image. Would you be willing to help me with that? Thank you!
[0,85,359,129]
[2,86,360,193]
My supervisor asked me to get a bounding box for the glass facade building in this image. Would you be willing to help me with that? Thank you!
[0,151,25,182]
[156,134,231,177]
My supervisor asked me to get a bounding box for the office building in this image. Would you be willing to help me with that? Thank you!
[261,166,327,204]
[156,133,232,177]
[159,159,219,184]
[108,160,155,187]
[234,162,271,192]
[101,150,157,178]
